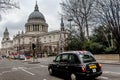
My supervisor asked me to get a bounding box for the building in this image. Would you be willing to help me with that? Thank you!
[1,28,13,56]
[0,2,68,56]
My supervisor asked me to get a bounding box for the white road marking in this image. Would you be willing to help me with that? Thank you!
[19,67,35,75]
[0,66,35,76]
[99,76,109,79]
[40,65,48,68]
[12,67,18,71]
[25,65,48,70]
[43,79,47,80]
[104,71,120,75]
[0,71,12,76]
[18,67,27,69]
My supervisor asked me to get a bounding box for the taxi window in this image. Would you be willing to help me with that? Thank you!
[61,54,69,62]
[69,54,80,64]
[55,55,61,62]
[79,54,96,63]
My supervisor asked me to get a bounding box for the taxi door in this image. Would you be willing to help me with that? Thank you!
[58,54,69,76]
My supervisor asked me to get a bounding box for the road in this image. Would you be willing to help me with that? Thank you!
[0,58,120,80]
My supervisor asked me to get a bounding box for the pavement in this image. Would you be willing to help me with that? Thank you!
[97,59,120,65]
[24,56,120,65]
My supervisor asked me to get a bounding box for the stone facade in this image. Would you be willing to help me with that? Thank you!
[0,2,68,56]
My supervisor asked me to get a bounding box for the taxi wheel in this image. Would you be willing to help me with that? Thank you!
[70,73,77,80]
[49,68,53,75]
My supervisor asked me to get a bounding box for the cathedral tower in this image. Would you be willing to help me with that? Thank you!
[60,16,64,31]
[2,27,10,41]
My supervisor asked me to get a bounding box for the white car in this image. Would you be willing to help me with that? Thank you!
[19,55,25,60]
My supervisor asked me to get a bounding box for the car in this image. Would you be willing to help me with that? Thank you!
[48,51,102,80]
[14,54,19,59]
[19,55,25,60]
[2,55,6,58]
[25,55,31,59]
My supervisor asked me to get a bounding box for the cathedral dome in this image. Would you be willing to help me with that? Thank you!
[28,2,45,21]
[28,11,45,20]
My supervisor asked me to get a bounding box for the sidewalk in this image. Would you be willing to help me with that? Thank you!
[24,56,120,65]
[97,59,120,65]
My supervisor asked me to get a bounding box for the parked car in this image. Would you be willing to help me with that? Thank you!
[14,54,19,59]
[2,55,6,58]
[0,56,2,60]
[19,55,25,60]
[48,51,102,80]
[9,54,14,59]
[25,55,31,59]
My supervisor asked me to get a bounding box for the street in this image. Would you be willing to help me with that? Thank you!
[0,58,120,80]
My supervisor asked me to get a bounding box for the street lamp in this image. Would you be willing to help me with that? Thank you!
[18,33,20,55]
[22,36,25,54]
[67,17,73,50]
[68,17,73,29]
[59,32,64,53]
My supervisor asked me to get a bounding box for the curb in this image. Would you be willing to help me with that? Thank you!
[28,62,40,64]
[99,62,120,65]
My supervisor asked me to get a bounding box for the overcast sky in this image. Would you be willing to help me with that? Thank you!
[0,0,62,47]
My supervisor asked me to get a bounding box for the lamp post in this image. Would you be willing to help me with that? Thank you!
[18,34,20,55]
[59,32,64,53]
[22,36,25,54]
[68,17,73,29]
[67,17,73,50]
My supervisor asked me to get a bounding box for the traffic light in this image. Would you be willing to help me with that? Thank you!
[32,43,36,50]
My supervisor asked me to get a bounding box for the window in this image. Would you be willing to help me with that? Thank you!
[55,55,61,62]
[69,54,80,64]
[61,54,69,62]
[69,55,75,63]
[79,54,96,63]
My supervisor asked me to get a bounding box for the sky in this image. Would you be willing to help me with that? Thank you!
[0,0,62,48]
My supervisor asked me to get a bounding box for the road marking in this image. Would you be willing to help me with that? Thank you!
[0,66,36,76]
[40,65,48,68]
[18,67,27,69]
[12,66,18,71]
[12,67,18,71]
[104,71,120,75]
[0,71,12,76]
[19,67,35,75]
[43,79,47,80]
[99,76,109,79]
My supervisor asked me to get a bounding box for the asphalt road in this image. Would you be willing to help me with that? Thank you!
[0,58,120,80]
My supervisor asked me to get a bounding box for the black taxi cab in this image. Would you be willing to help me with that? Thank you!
[48,51,102,80]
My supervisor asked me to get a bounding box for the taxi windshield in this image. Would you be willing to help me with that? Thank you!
[79,52,96,63]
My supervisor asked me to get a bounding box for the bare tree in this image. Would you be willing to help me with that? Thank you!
[94,0,120,49]
[94,0,120,61]
[0,0,19,20]
[61,0,95,49]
